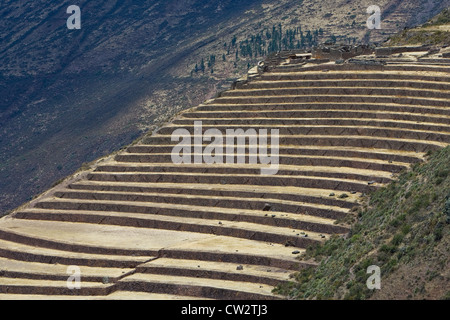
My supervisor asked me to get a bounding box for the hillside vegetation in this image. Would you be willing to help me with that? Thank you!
[275,146,450,300]
[386,7,450,46]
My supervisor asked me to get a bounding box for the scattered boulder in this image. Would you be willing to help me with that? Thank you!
[284,240,295,247]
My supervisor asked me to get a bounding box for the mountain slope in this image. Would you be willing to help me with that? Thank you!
[1,0,448,215]
[275,146,450,300]
[274,9,450,300]
[386,7,450,46]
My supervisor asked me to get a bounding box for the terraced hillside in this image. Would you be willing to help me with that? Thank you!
[1,47,449,300]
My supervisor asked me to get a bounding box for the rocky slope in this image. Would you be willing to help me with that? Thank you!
[386,7,450,46]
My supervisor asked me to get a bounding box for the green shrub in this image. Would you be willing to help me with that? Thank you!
[444,196,450,224]
[344,282,367,300]
[401,224,411,235]
[408,194,430,214]
[380,243,397,254]
[391,233,404,246]
[434,223,444,241]
[441,291,450,300]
